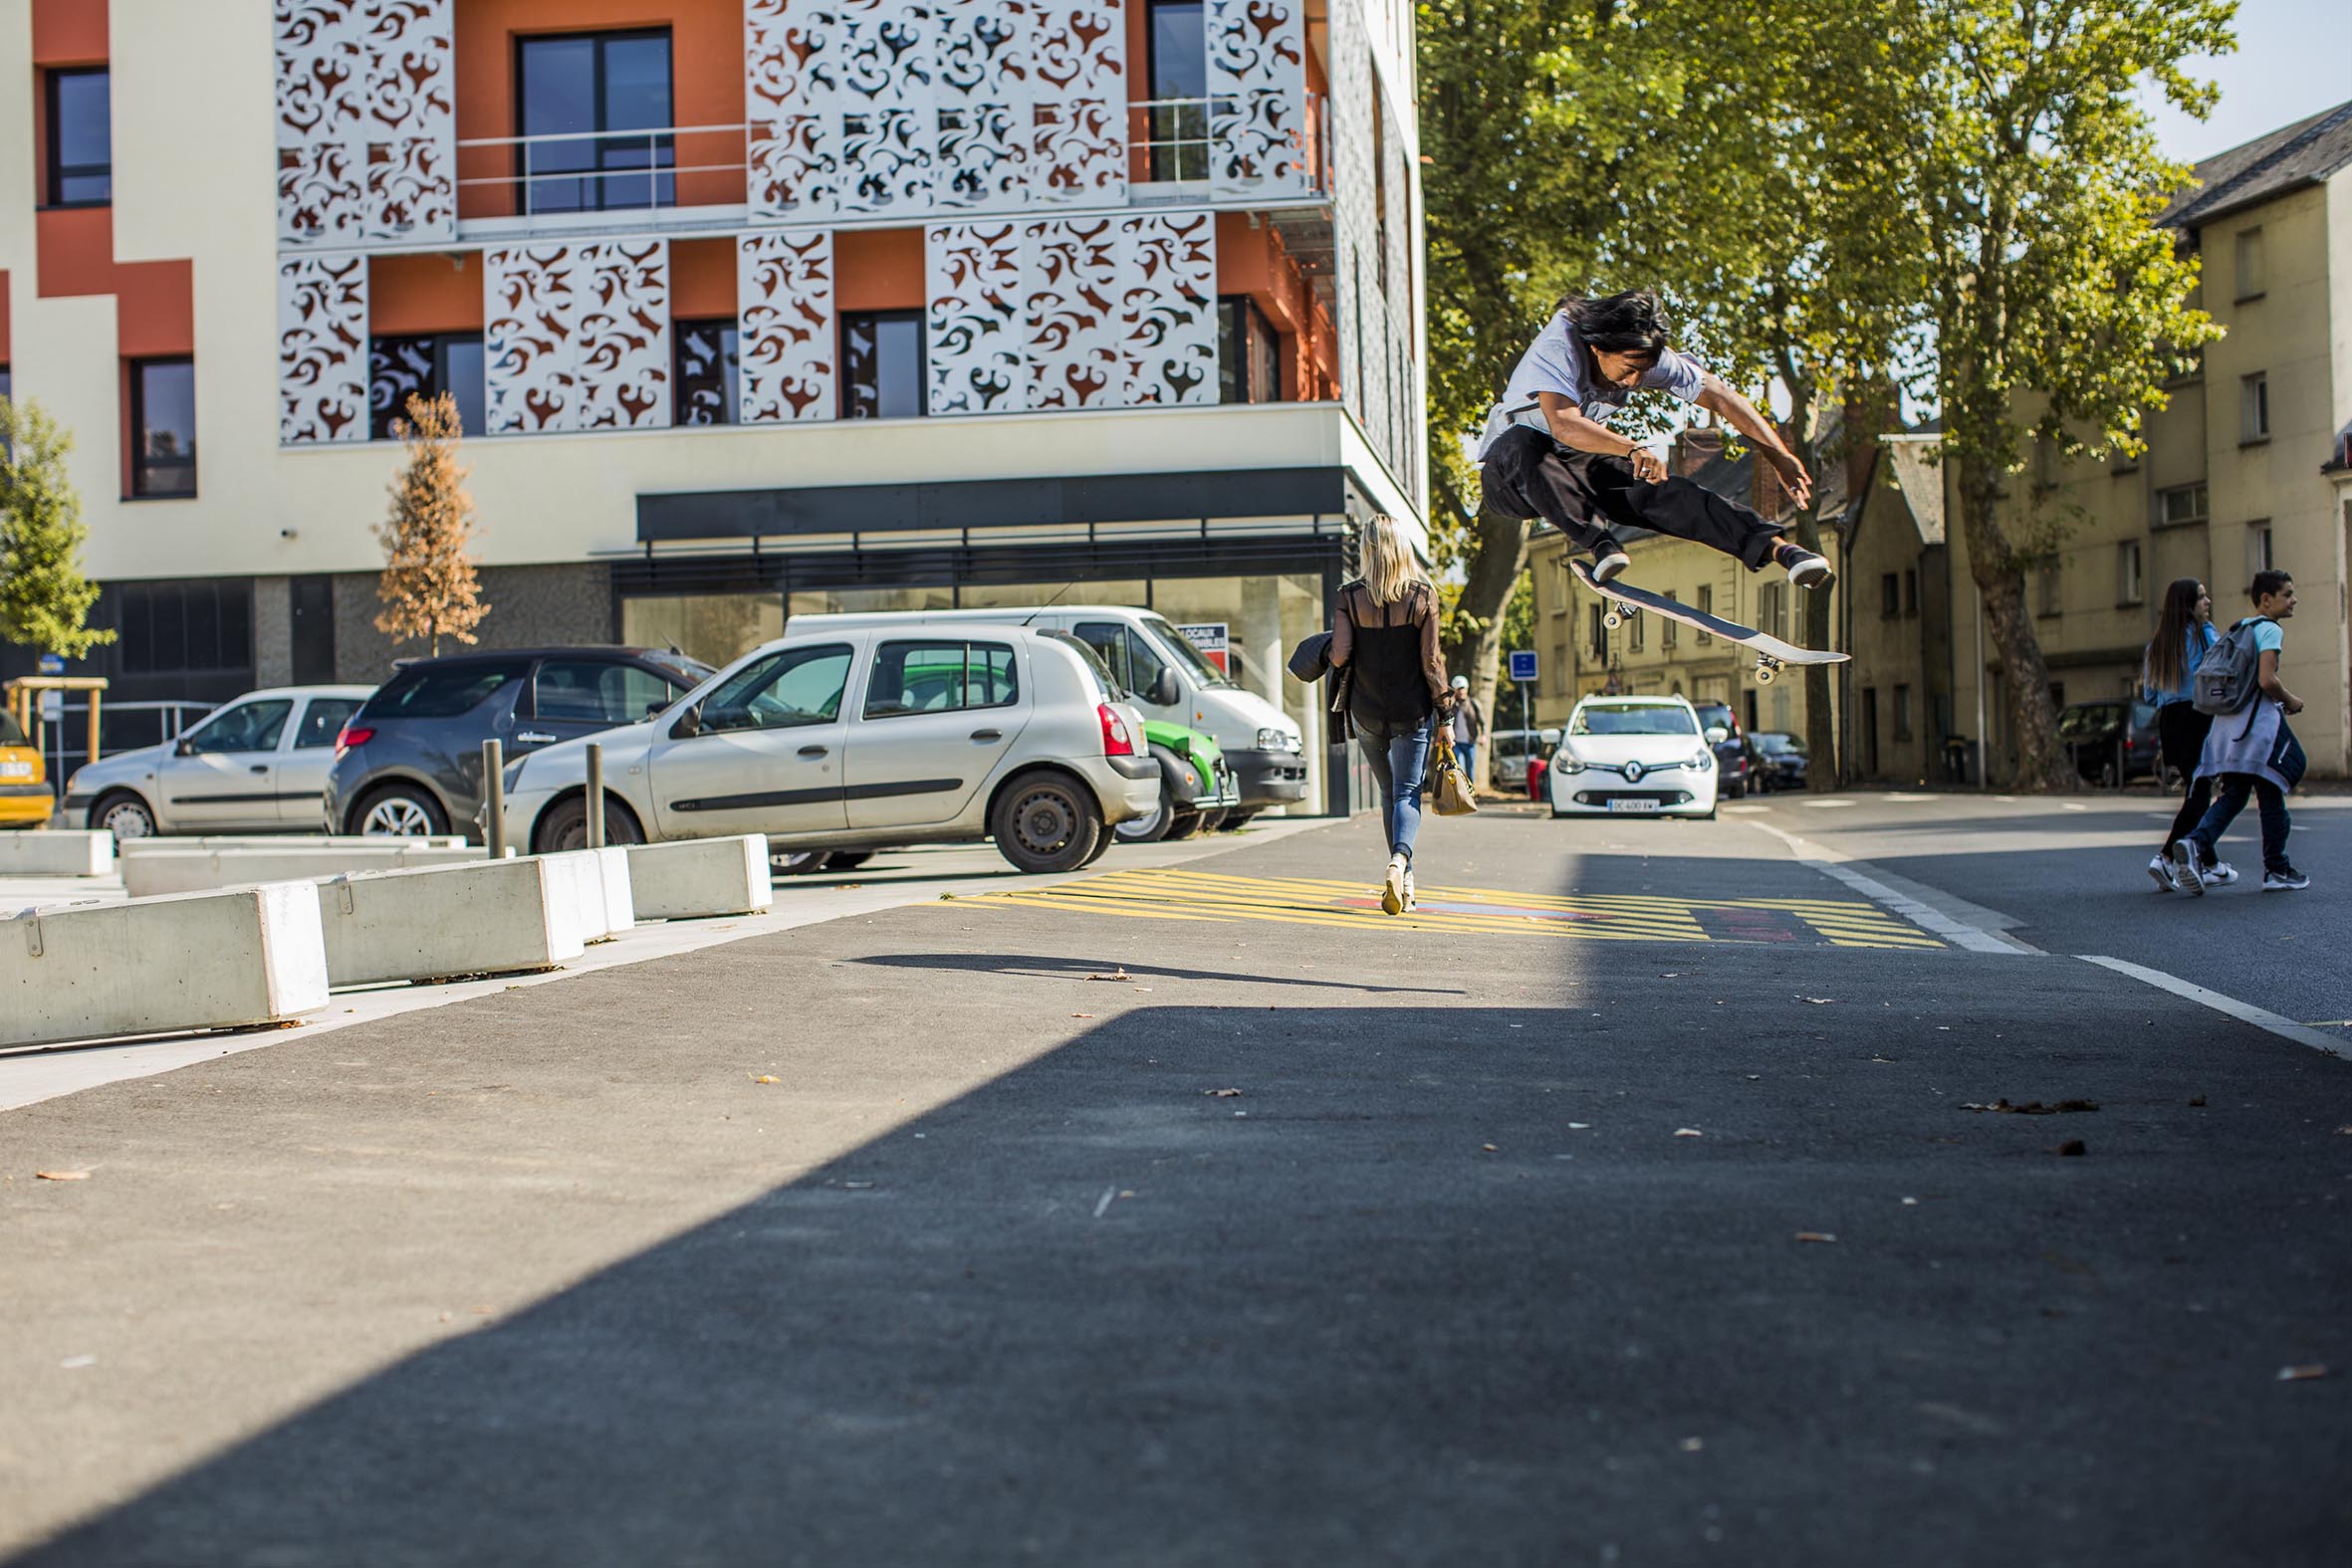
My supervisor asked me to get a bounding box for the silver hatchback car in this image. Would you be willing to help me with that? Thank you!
[64,685,375,838]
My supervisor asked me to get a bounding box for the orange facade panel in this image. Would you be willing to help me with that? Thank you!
[670,236,736,319]
[32,0,108,65]
[369,251,486,336]
[0,270,11,363]
[34,207,193,358]
[834,228,924,312]
[453,0,748,220]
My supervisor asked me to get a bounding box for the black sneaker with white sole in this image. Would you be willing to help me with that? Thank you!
[2169,839,2205,895]
[1591,538,1631,583]
[1774,544,1834,589]
[2262,865,2310,891]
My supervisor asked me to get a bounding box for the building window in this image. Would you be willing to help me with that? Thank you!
[673,320,739,426]
[2244,520,2273,581]
[1757,582,1783,641]
[517,30,674,215]
[369,336,486,440]
[2156,482,2208,529]
[1144,0,1208,181]
[1658,591,1677,648]
[2116,540,2144,606]
[2234,226,2265,301]
[1903,568,1919,615]
[840,311,926,419]
[111,579,254,675]
[129,357,196,498]
[1894,684,1914,742]
[1586,603,1605,659]
[1218,297,1281,404]
[2034,563,2060,617]
[1880,572,1900,619]
[2239,371,2268,443]
[45,68,111,206]
[1629,603,1645,652]
[1695,584,1713,643]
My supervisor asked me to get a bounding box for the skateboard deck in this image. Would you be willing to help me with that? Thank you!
[1568,559,1847,681]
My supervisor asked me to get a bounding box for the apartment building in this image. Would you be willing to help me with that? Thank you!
[0,0,1429,809]
[1947,100,2352,783]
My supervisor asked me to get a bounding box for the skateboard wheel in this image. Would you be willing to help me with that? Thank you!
[1603,610,1622,630]
[1756,665,1776,685]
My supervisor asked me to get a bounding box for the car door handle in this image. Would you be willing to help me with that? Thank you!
[969,729,1003,742]
[798,745,829,758]
[249,765,269,774]
[517,731,557,745]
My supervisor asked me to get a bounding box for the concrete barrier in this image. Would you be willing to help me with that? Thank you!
[625,835,773,920]
[123,843,486,899]
[1,882,329,1048]
[0,830,114,878]
[539,847,633,945]
[119,835,469,853]
[318,858,583,988]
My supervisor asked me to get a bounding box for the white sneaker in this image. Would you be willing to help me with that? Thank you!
[1591,539,1631,583]
[2169,840,2205,896]
[2263,865,2310,891]
[1381,854,1407,915]
[1403,870,1417,912]
[2204,861,2239,886]
[2147,853,2176,893]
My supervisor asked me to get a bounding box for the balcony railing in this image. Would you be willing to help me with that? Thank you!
[1132,92,1330,194]
[455,124,748,226]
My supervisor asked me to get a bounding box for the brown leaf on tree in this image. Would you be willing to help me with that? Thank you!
[374,391,489,657]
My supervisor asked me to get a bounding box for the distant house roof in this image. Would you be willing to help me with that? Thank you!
[2161,99,2352,231]
[1875,435,1945,548]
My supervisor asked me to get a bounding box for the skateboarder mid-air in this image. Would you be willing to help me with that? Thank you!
[1479,291,1833,590]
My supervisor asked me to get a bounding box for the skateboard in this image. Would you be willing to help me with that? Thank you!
[1567,559,1849,685]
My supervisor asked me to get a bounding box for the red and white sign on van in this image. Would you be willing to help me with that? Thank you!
[1177,622,1229,674]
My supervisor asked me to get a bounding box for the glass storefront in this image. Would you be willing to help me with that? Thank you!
[620,592,785,668]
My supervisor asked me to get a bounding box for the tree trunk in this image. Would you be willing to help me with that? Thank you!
[1955,454,2072,791]
[1795,509,1838,791]
[1448,502,1531,789]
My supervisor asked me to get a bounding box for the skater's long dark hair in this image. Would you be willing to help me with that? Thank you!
[2143,577,2209,697]
[1554,291,1673,366]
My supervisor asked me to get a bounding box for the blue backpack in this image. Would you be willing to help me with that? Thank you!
[2192,617,2273,717]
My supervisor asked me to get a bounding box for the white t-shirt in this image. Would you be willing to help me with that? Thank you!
[1476,312,1709,460]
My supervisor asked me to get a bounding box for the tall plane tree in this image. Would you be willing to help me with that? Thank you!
[0,396,114,660]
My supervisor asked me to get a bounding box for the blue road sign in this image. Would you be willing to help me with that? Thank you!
[37,653,65,676]
[1508,650,1538,683]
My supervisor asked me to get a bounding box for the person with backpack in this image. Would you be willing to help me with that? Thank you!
[2171,570,2309,894]
[1328,515,1457,916]
[2139,578,2225,891]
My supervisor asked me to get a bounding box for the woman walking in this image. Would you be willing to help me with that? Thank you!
[2141,577,2227,890]
[1329,515,1456,915]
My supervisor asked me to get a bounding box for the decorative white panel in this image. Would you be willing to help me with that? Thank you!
[739,230,838,422]
[1117,213,1217,406]
[1029,0,1125,206]
[750,114,842,222]
[1023,218,1121,409]
[1329,0,1377,433]
[276,0,454,247]
[486,242,672,434]
[927,222,1031,414]
[277,253,370,445]
[1207,0,1314,200]
[577,241,673,430]
[936,102,1027,213]
[840,106,935,215]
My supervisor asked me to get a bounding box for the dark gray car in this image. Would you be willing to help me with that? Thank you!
[324,647,711,840]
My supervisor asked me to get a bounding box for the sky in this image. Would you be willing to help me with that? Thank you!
[2137,0,2349,163]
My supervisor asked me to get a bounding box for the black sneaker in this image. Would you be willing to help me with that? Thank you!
[1775,544,1834,589]
[1591,538,1631,583]
[2262,865,2310,891]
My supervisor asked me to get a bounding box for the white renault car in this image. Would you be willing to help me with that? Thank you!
[1545,695,1720,819]
[64,684,376,838]
[497,625,1158,873]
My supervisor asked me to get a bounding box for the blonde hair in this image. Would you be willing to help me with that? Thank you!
[1358,514,1429,607]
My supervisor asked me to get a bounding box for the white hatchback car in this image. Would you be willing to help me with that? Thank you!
[497,625,1158,873]
[1545,695,1720,819]
[64,685,376,838]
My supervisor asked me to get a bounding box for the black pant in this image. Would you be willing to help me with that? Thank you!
[1481,424,1784,570]
[2157,703,2213,859]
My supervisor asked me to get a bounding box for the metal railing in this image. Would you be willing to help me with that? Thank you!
[33,699,214,786]
[1133,91,1329,192]
[455,123,747,221]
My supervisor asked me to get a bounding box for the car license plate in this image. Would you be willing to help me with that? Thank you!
[0,761,30,779]
[1606,798,1659,813]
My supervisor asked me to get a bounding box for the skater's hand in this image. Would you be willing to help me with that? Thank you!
[1766,448,1814,510]
[1627,446,1666,484]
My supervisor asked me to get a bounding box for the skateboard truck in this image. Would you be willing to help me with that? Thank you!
[1601,599,1638,631]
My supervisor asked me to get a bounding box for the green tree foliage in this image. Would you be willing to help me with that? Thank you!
[0,395,114,660]
[375,392,490,657]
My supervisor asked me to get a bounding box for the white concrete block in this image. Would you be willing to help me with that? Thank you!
[122,844,485,898]
[0,830,114,878]
[593,845,635,935]
[118,835,470,854]
[1,882,329,1048]
[537,850,611,947]
[625,835,773,920]
[318,858,584,988]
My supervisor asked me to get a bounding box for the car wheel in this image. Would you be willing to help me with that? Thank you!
[93,791,157,840]
[992,771,1102,874]
[354,783,447,837]
[1114,780,1176,842]
[823,851,874,871]
[532,792,644,854]
[773,849,832,875]
[1079,827,1116,866]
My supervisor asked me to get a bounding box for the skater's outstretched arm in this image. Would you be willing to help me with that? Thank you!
[1535,393,1668,483]
[1696,378,1813,510]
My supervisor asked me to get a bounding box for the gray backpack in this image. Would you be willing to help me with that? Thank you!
[2192,617,2272,716]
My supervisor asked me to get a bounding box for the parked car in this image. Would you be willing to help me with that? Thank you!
[792,606,1305,825]
[1545,695,1719,819]
[497,625,1158,874]
[1489,727,1559,793]
[63,685,374,838]
[0,707,52,828]
[1750,731,1809,788]
[2060,698,2164,787]
[326,648,711,841]
[1690,702,1757,798]
[1117,717,1243,843]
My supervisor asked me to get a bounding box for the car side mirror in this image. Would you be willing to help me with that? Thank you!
[173,738,196,758]
[1705,725,1730,745]
[1148,669,1181,707]
[669,705,702,740]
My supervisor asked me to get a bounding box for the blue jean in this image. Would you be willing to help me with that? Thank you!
[1456,742,1478,784]
[1357,714,1434,861]
[2188,774,2290,873]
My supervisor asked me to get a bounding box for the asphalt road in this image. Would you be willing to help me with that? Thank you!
[4,807,2348,1565]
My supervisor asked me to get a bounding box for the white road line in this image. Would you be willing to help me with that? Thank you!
[2077,956,2352,1061]
[1746,820,2037,955]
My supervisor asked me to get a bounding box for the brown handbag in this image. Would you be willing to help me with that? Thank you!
[1432,729,1480,816]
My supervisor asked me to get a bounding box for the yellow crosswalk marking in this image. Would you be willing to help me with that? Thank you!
[957,867,1943,950]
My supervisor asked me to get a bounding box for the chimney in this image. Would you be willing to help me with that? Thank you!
[1752,451,1783,518]
[1672,426,1724,478]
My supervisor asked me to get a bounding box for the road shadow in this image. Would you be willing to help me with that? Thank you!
[15,989,2351,1568]
[851,952,1467,996]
